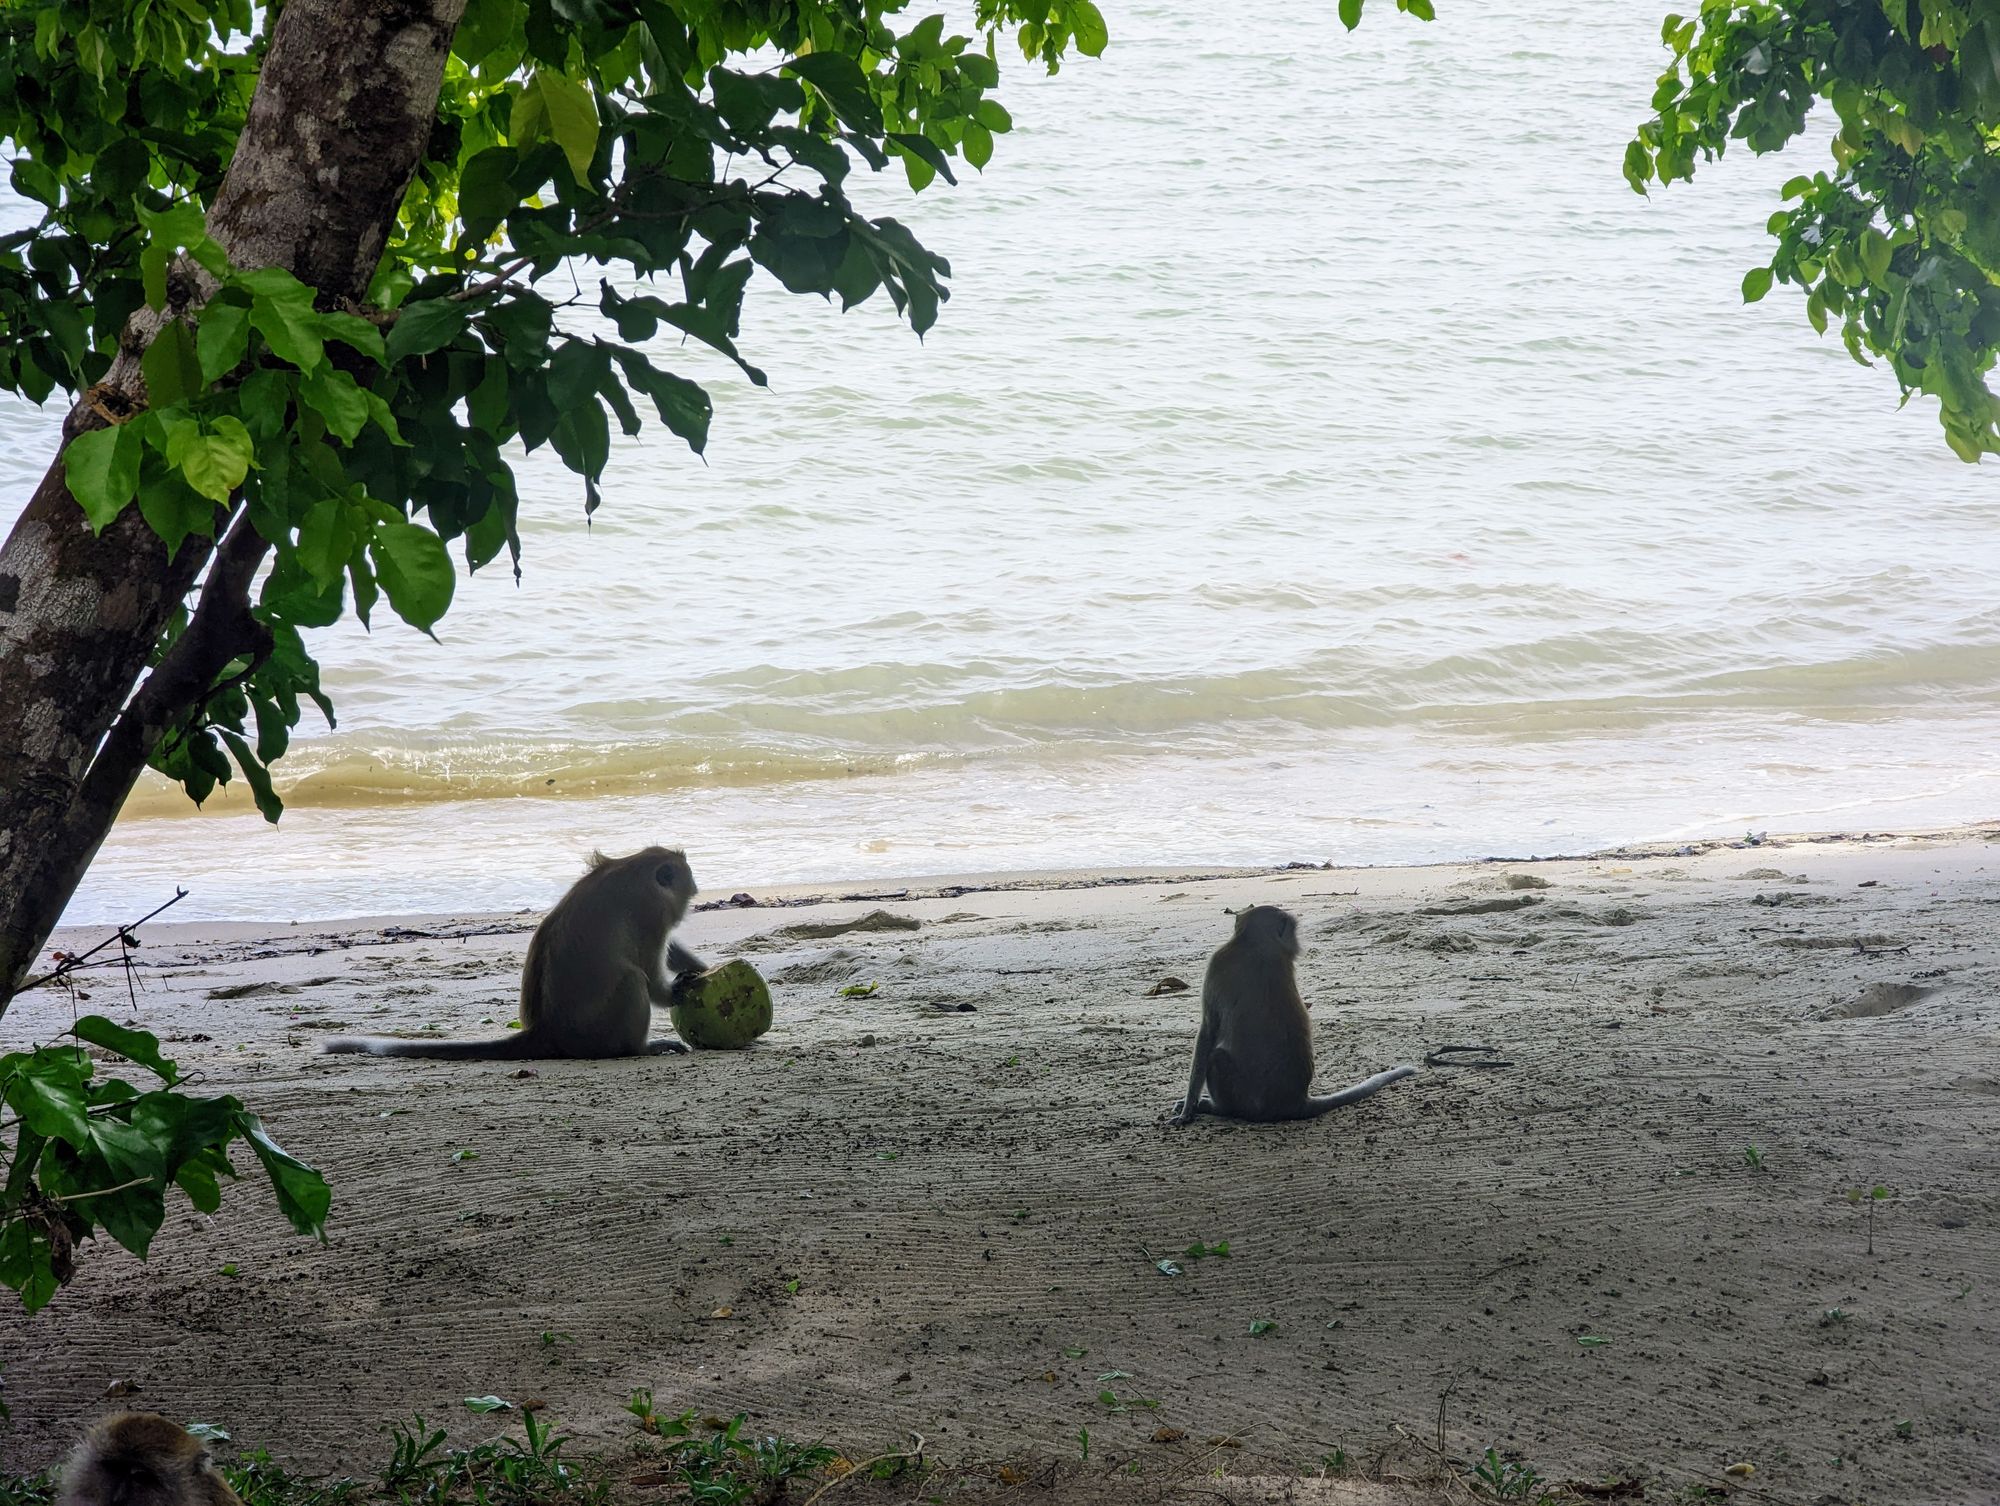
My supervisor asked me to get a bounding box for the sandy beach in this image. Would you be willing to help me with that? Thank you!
[4,827,1999,1503]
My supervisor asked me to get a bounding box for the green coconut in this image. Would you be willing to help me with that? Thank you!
[669,959,773,1050]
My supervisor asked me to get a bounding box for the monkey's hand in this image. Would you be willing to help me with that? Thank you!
[1165,1098,1199,1127]
[667,941,707,977]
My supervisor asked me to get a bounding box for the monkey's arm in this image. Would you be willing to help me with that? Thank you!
[1169,1013,1218,1126]
[667,941,707,977]
[1296,1064,1418,1119]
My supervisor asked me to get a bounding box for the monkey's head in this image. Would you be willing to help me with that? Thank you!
[590,846,698,914]
[62,1413,242,1506]
[1233,904,1302,959]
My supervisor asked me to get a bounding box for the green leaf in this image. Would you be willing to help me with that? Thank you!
[317,311,387,366]
[64,424,142,531]
[1070,0,1108,56]
[963,120,994,170]
[299,365,370,443]
[71,1017,180,1084]
[888,132,957,186]
[464,1396,513,1413]
[784,52,884,135]
[166,417,254,503]
[536,70,599,183]
[609,348,710,453]
[6,1069,91,1147]
[136,471,217,558]
[385,299,471,363]
[141,318,204,407]
[1622,139,1651,194]
[1741,266,1774,304]
[369,520,456,633]
[239,266,325,372]
[1339,0,1364,30]
[217,729,283,823]
[197,300,252,382]
[235,1111,332,1239]
[1858,228,1892,286]
[453,0,515,64]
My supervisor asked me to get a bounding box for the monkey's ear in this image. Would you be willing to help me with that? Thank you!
[654,863,678,887]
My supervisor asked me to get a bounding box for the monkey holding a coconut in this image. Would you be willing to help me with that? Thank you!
[323,846,771,1061]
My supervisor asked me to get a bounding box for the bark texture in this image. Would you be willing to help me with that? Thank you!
[0,0,468,1007]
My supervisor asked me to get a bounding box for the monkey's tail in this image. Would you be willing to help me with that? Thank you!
[320,1031,543,1060]
[1305,1063,1419,1114]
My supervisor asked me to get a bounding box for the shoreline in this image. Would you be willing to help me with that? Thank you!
[7,825,1999,1501]
[44,817,2000,948]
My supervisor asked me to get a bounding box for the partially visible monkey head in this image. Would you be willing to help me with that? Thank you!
[586,846,698,911]
[1231,904,1302,959]
[59,1412,243,1506]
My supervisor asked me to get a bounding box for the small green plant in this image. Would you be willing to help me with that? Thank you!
[1819,1307,1849,1327]
[1076,1426,1090,1462]
[1846,1184,1891,1254]
[383,1410,603,1505]
[1470,1447,1550,1502]
[623,1401,833,1503]
[223,1447,361,1506]
[839,982,879,999]
[1183,1239,1231,1261]
[1742,1144,1764,1170]
[1893,1418,1914,1439]
[0,1470,54,1506]
[1320,1449,1350,1477]
[1248,1318,1278,1337]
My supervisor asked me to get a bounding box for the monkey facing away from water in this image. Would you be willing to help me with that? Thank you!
[323,847,705,1060]
[1168,905,1417,1124]
[59,1413,243,1506]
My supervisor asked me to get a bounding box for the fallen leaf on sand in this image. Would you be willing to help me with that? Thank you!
[998,1465,1025,1484]
[1206,1435,1242,1449]
[1146,977,1189,996]
[1724,1461,1756,1477]
[710,1306,734,1319]
[1151,1427,1186,1444]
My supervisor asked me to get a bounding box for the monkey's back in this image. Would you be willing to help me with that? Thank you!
[518,851,682,1027]
[1201,937,1315,1117]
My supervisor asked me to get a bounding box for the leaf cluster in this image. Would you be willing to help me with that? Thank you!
[0,0,1100,818]
[1630,1,2000,461]
[381,1411,604,1506]
[0,1015,330,1313]
[623,1398,837,1504]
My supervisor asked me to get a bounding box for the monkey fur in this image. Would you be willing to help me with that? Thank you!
[1169,904,1416,1123]
[323,846,705,1060]
[58,1413,243,1506]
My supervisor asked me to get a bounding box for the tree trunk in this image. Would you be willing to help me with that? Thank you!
[0,0,468,1009]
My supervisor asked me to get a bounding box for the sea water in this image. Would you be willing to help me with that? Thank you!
[5,1,1998,923]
